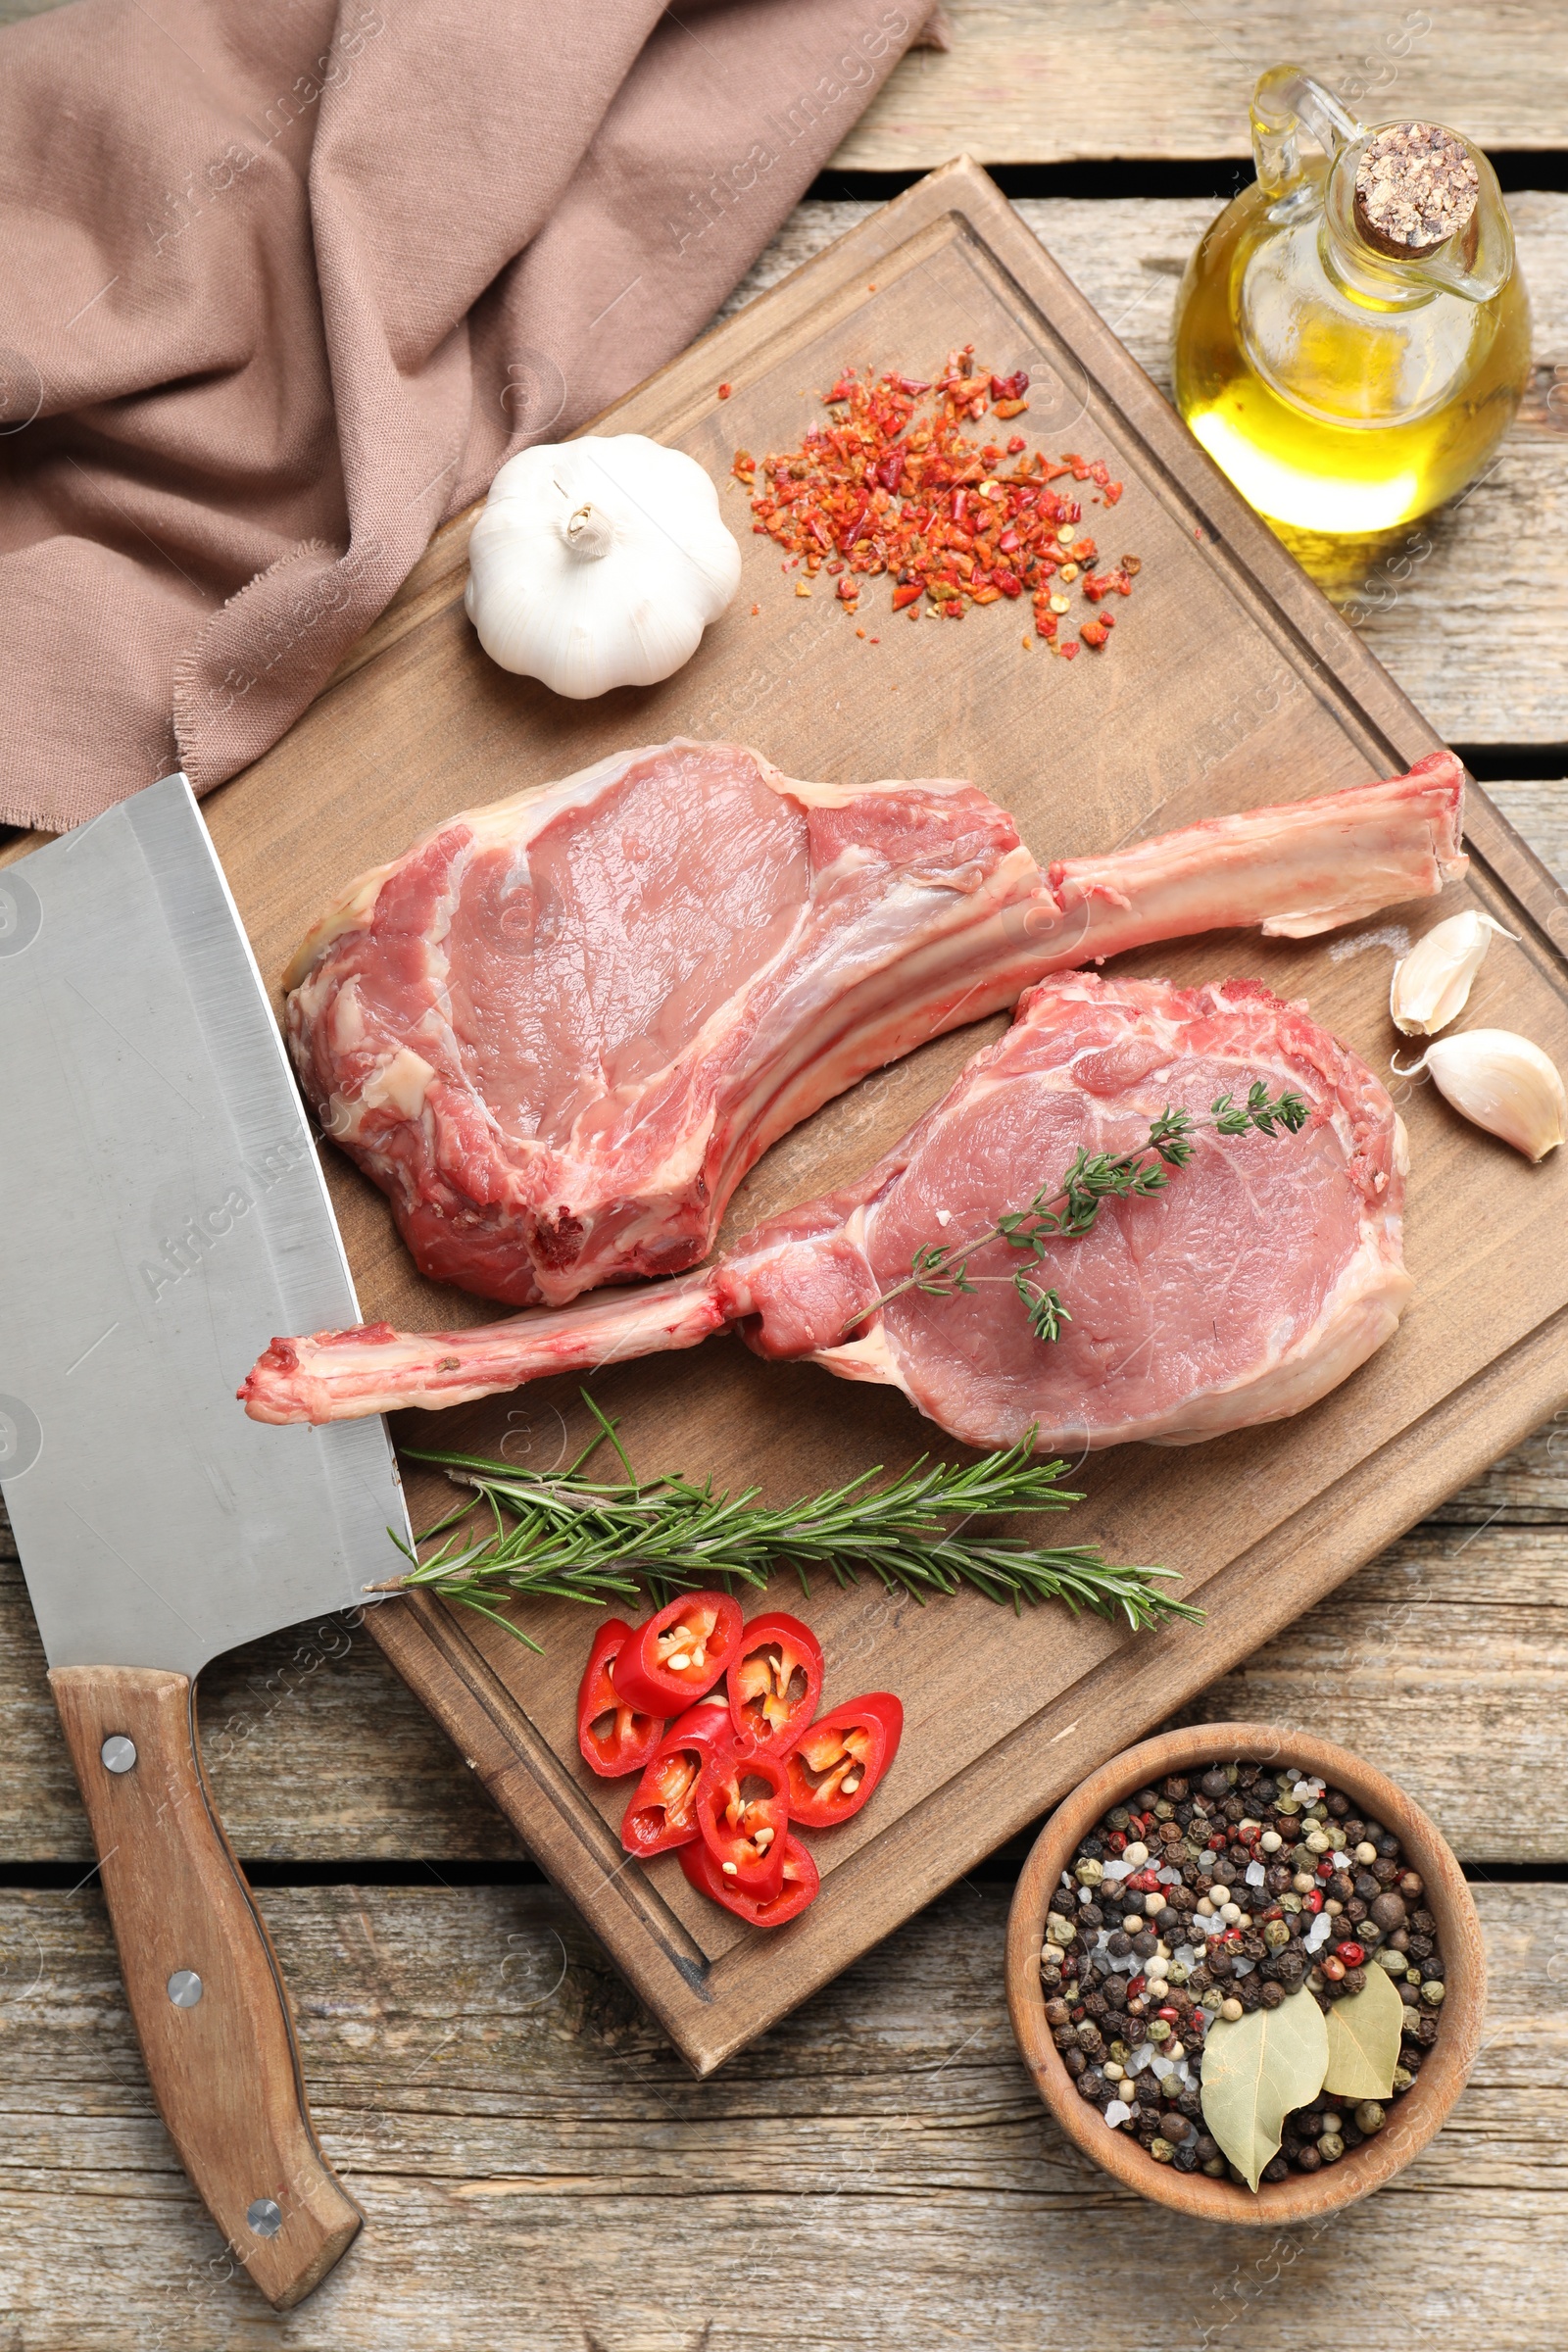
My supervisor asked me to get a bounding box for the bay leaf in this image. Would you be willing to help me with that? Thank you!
[1200,1988,1329,2190]
[1322,1959,1405,2100]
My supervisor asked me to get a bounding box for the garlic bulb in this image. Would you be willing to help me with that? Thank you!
[465,434,741,698]
[1390,909,1516,1035]
[1397,1029,1567,1160]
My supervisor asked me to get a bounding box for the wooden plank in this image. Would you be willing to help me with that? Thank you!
[1175,1525,1568,1855]
[831,1,1568,167]
[4,1510,1567,1862]
[36,159,1568,2068]
[1428,1406,1568,1523]
[1488,782,1568,895]
[725,192,1568,745]
[0,1879,1562,2345]
[0,1549,518,1865]
[725,190,1568,388]
[12,0,1567,164]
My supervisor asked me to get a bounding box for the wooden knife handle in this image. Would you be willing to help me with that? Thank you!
[49,1665,361,2310]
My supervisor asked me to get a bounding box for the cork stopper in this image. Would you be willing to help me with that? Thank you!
[1353,122,1480,259]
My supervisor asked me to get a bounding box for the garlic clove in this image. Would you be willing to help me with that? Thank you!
[1389,909,1516,1036]
[1401,1028,1567,1161]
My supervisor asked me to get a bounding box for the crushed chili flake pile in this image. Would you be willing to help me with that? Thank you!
[732,346,1142,656]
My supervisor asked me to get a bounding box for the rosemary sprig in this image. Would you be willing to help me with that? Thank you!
[373,1398,1200,1649]
[856,1082,1311,1332]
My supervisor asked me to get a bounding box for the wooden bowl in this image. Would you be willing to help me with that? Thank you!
[1005,1722,1485,2223]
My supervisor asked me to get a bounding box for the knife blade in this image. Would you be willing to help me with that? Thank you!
[0,773,411,2309]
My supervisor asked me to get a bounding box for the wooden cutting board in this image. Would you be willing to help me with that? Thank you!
[201,160,1568,2074]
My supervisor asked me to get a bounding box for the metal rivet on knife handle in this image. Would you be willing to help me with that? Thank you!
[100,1735,137,1774]
[247,2198,284,2238]
[168,1969,204,2008]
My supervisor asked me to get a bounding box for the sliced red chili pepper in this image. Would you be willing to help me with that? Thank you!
[697,1747,790,1897]
[576,1618,664,1779]
[726,1611,823,1756]
[680,1830,819,1928]
[621,1706,739,1856]
[785,1693,903,1829]
[609,1591,743,1717]
[668,1693,745,1750]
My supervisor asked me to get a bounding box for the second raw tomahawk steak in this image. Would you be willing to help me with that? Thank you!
[282,740,1463,1308]
[243,972,1411,1451]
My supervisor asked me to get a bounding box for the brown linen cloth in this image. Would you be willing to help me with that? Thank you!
[0,0,923,831]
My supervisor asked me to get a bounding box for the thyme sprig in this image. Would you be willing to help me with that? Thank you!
[373,1398,1200,1650]
[856,1083,1311,1334]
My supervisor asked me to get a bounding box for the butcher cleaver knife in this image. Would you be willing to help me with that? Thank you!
[0,774,411,2309]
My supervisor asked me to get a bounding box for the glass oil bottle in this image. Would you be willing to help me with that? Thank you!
[1173,67,1531,534]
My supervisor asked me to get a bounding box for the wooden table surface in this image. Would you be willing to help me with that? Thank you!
[2,7,1565,2344]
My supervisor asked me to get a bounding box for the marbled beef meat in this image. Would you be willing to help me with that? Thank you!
[244,972,1411,1449]
[281,741,1461,1308]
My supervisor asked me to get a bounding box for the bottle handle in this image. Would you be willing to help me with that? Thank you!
[1251,66,1365,208]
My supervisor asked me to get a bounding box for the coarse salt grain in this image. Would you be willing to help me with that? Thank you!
[1305,1912,1334,1953]
[1245,1860,1266,1886]
[1103,2100,1132,2128]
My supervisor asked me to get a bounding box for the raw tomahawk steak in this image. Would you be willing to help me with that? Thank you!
[243,973,1412,1451]
[282,740,1462,1308]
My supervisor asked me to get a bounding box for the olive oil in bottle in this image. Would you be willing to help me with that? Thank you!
[1173,69,1530,534]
